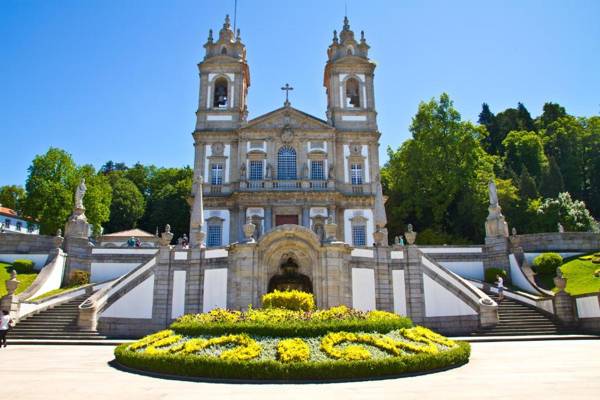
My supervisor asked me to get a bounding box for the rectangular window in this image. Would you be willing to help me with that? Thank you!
[351,163,363,185]
[249,161,263,181]
[210,163,224,185]
[352,225,367,246]
[311,160,325,180]
[4,219,10,229]
[207,225,222,247]
[16,221,22,231]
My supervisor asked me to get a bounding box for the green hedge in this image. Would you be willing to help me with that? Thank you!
[533,253,563,275]
[114,341,470,381]
[170,307,413,337]
[12,259,35,274]
[484,268,506,284]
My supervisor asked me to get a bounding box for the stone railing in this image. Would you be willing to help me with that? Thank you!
[510,232,600,252]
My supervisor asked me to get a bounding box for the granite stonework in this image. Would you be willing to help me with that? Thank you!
[0,232,58,254]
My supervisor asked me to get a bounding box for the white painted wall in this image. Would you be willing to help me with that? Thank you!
[171,271,186,319]
[174,252,188,260]
[391,251,404,259]
[343,209,375,246]
[343,144,350,182]
[423,274,477,317]
[392,269,407,316]
[351,268,376,312]
[90,263,141,283]
[205,248,228,259]
[439,261,484,281]
[361,144,370,183]
[576,296,600,318]
[203,268,228,312]
[25,252,66,300]
[351,248,374,258]
[224,144,231,183]
[0,254,49,270]
[101,275,155,319]
[421,247,482,254]
[92,248,157,255]
[508,254,540,294]
[201,209,231,246]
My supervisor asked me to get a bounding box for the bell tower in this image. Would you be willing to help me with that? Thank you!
[195,15,250,131]
[323,17,377,130]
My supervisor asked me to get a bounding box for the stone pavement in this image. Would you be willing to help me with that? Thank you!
[1,340,599,400]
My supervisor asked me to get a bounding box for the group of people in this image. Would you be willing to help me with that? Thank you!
[0,310,14,348]
[126,236,142,248]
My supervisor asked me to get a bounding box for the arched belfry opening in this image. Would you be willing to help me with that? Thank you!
[267,257,313,293]
[345,77,360,108]
[213,77,228,108]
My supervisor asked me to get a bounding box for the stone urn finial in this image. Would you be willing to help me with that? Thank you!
[243,217,256,242]
[5,270,20,296]
[405,224,417,245]
[159,224,174,247]
[324,217,338,242]
[554,267,567,291]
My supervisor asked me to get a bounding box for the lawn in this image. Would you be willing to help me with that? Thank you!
[0,262,39,298]
[559,255,600,296]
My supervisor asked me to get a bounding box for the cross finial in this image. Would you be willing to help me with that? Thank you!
[281,83,294,107]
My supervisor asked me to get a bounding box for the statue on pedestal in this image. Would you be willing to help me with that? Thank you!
[75,179,87,210]
[485,179,509,238]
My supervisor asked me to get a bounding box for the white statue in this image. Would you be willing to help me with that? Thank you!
[75,179,87,209]
[558,222,565,233]
[488,179,498,207]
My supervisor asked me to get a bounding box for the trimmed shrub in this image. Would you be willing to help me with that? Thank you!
[262,290,316,311]
[594,269,600,278]
[533,253,563,275]
[484,268,506,284]
[12,259,35,273]
[68,269,90,286]
[114,327,470,381]
[171,305,412,337]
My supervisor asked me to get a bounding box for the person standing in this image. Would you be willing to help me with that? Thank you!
[495,274,505,301]
[0,310,14,348]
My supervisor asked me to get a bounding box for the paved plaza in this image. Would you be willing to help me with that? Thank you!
[1,340,599,400]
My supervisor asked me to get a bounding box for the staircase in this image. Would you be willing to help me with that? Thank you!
[9,295,107,340]
[475,294,562,336]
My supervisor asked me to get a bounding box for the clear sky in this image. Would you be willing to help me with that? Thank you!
[1,0,599,187]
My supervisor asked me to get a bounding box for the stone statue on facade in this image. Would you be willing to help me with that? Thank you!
[558,222,565,233]
[328,164,335,179]
[75,179,87,210]
[265,163,273,180]
[159,224,174,247]
[302,162,309,179]
[240,163,246,180]
[485,178,509,238]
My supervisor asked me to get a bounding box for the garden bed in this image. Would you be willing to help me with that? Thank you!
[115,311,469,381]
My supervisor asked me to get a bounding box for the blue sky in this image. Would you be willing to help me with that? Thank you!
[1,0,599,186]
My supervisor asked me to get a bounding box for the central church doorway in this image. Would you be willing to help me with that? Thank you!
[267,257,312,293]
[275,215,298,226]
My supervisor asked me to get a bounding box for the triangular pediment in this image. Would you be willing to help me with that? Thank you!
[242,106,333,131]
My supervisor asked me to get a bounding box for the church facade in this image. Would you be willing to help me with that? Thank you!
[189,15,384,251]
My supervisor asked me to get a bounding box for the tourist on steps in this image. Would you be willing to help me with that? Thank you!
[495,274,506,302]
[0,310,14,348]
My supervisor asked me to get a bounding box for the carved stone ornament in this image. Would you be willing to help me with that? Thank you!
[243,217,256,242]
[350,143,362,155]
[281,126,294,143]
[211,142,225,156]
[405,224,417,245]
[159,224,174,246]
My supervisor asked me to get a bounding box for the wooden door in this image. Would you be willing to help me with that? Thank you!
[275,215,299,226]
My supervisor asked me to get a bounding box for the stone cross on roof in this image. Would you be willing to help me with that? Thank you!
[281,83,294,107]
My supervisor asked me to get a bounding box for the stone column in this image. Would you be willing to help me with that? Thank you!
[553,271,578,328]
[238,205,246,242]
[264,206,273,234]
[404,245,425,325]
[302,206,310,228]
[374,245,393,311]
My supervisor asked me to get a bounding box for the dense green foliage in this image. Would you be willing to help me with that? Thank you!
[170,306,412,337]
[383,96,599,243]
[533,253,563,275]
[0,185,26,212]
[0,262,38,297]
[104,177,145,233]
[484,268,507,284]
[261,290,316,311]
[68,269,90,286]
[555,253,600,295]
[114,327,470,380]
[11,259,35,274]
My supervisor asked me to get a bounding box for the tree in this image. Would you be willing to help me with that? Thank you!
[22,148,79,235]
[100,161,128,175]
[518,168,539,200]
[537,102,566,129]
[77,165,112,235]
[145,179,192,241]
[104,177,145,233]
[383,93,495,243]
[478,103,500,154]
[539,157,565,198]
[502,130,548,180]
[517,102,535,132]
[0,185,26,212]
[536,192,598,233]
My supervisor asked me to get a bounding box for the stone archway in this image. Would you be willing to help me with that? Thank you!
[267,257,313,293]
[256,224,323,305]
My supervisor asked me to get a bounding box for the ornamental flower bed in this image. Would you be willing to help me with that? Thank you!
[115,291,470,380]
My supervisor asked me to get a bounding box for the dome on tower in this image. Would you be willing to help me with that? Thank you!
[327,16,370,62]
[203,14,247,61]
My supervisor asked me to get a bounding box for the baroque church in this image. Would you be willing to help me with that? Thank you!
[189,15,386,253]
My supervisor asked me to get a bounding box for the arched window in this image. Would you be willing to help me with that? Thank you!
[221,47,227,55]
[277,146,297,180]
[213,77,228,108]
[345,78,360,108]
